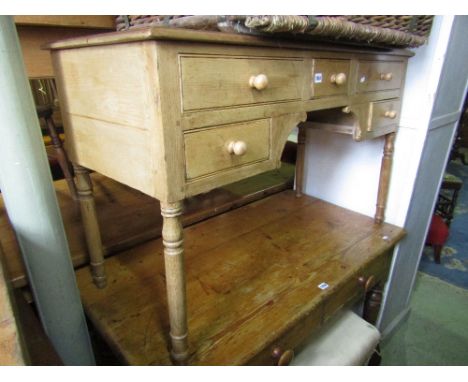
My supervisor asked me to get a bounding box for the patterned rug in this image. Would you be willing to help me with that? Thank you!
[419,160,468,290]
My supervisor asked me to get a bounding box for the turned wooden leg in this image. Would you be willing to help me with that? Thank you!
[363,283,383,366]
[375,132,396,224]
[363,283,383,326]
[161,201,189,365]
[44,113,78,200]
[73,164,106,288]
[433,244,442,264]
[295,123,306,197]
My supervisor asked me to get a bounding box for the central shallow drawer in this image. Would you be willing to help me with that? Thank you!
[311,59,351,98]
[184,119,271,180]
[179,55,304,111]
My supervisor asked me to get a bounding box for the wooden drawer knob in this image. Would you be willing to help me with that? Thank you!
[272,347,294,366]
[384,110,397,119]
[227,140,247,156]
[358,275,375,292]
[380,72,393,81]
[249,74,269,90]
[330,72,347,86]
[342,106,351,114]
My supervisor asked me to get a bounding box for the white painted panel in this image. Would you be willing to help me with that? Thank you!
[303,129,383,219]
[432,15,468,118]
[379,16,468,336]
[379,123,457,333]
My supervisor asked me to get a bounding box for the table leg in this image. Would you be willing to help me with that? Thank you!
[363,283,383,365]
[161,201,189,365]
[363,283,383,325]
[295,123,306,197]
[73,164,106,288]
[375,132,396,224]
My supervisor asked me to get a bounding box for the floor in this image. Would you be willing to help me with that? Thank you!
[381,157,468,366]
[381,272,468,365]
[419,160,468,289]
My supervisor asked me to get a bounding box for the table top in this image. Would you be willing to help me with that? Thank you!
[76,190,405,365]
[44,26,414,57]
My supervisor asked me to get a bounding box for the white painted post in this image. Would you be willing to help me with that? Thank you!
[0,16,95,365]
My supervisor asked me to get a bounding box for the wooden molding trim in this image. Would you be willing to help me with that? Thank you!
[14,16,115,30]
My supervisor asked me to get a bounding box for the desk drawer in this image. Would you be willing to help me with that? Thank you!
[357,61,404,92]
[311,59,351,98]
[180,55,304,111]
[368,98,401,134]
[184,119,270,180]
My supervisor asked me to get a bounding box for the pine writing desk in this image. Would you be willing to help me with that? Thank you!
[47,28,409,365]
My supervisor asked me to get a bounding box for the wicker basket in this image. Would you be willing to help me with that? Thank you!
[115,15,434,48]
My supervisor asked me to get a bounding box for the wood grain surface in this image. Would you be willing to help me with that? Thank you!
[44,26,414,58]
[0,245,27,365]
[0,165,295,288]
[75,190,405,365]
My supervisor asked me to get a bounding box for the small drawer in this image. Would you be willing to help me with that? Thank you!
[248,250,393,366]
[323,253,391,320]
[357,61,404,92]
[368,98,401,134]
[180,55,305,111]
[184,119,270,180]
[311,59,351,98]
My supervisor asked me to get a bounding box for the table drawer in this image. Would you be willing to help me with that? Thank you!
[357,61,404,92]
[184,119,270,180]
[311,59,351,98]
[180,55,304,111]
[367,98,401,134]
[247,250,392,366]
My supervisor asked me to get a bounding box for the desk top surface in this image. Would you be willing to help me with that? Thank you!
[76,190,405,365]
[45,26,414,57]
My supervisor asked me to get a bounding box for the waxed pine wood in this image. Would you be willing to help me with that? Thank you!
[73,164,107,288]
[75,191,405,365]
[357,60,405,93]
[0,165,295,288]
[184,119,270,180]
[311,59,351,97]
[0,245,27,365]
[295,123,306,197]
[160,201,188,363]
[47,29,410,366]
[180,55,305,111]
[375,133,396,224]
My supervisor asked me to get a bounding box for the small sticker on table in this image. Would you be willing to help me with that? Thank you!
[318,282,329,290]
[314,73,323,83]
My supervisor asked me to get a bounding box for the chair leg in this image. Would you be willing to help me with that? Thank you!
[44,114,78,200]
[433,244,442,264]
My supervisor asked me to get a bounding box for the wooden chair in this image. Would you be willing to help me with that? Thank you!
[435,172,463,227]
[36,105,77,200]
[425,172,462,264]
[426,214,449,264]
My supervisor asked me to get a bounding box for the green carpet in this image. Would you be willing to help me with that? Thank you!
[381,272,468,365]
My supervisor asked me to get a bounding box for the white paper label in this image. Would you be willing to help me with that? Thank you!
[318,282,329,290]
[314,73,323,83]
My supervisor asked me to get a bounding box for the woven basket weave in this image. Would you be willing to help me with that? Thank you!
[115,15,434,48]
